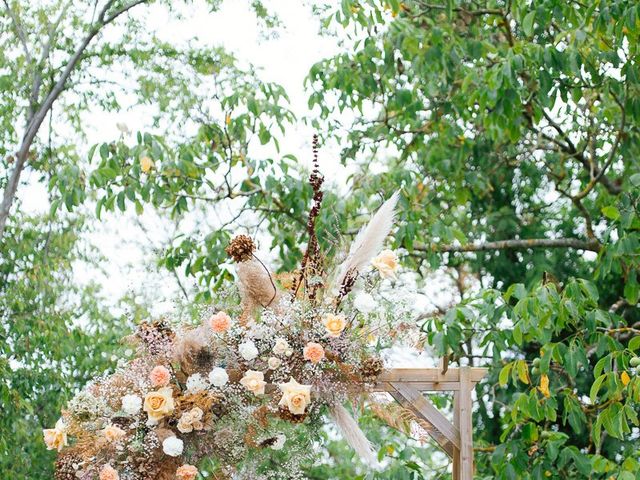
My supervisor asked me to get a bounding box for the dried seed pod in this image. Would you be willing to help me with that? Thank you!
[225,235,256,263]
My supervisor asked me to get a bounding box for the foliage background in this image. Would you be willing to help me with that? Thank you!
[1,0,639,478]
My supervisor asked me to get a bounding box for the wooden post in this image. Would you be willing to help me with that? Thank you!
[459,367,474,480]
[452,391,461,480]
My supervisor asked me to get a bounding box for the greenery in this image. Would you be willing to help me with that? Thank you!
[1,0,639,478]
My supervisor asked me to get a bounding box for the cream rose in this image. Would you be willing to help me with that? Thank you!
[143,387,174,424]
[240,370,266,396]
[103,425,126,443]
[272,337,290,356]
[323,313,347,338]
[278,377,312,415]
[43,418,67,451]
[371,249,398,278]
[267,356,282,370]
[140,156,154,174]
[177,407,204,433]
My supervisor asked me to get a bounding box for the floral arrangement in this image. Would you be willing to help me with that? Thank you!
[45,138,415,479]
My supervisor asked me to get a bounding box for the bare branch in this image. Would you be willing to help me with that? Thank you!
[2,0,32,63]
[414,237,601,254]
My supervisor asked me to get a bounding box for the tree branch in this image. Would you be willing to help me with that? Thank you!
[0,0,150,241]
[415,237,601,254]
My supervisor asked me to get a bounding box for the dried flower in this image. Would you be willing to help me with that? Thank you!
[176,464,199,480]
[143,387,175,424]
[371,249,398,278]
[43,419,67,451]
[121,394,142,415]
[240,370,267,396]
[162,436,184,457]
[225,235,256,263]
[208,311,232,333]
[323,313,347,337]
[103,425,126,443]
[208,367,229,387]
[149,365,171,387]
[278,377,312,415]
[239,340,259,361]
[99,465,119,480]
[271,433,286,450]
[303,342,325,364]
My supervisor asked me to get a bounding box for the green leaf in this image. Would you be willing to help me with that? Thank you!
[499,362,512,387]
[590,374,606,403]
[601,205,620,220]
[522,11,536,37]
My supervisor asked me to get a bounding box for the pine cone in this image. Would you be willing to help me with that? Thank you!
[360,357,384,382]
[225,235,256,263]
[54,451,82,480]
[277,407,307,424]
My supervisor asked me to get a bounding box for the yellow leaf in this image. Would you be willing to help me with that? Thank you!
[225,113,231,125]
[516,359,530,385]
[621,371,631,386]
[538,374,550,398]
[140,156,154,174]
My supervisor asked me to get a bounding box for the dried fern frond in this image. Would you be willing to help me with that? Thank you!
[368,399,434,445]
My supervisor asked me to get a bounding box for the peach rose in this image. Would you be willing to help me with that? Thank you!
[303,342,325,364]
[143,387,174,424]
[371,249,398,278]
[323,313,347,338]
[43,418,67,451]
[278,377,312,415]
[103,425,126,443]
[239,370,266,396]
[99,465,119,480]
[176,464,198,480]
[208,311,231,333]
[149,365,171,387]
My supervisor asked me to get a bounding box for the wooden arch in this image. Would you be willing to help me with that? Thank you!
[374,367,488,480]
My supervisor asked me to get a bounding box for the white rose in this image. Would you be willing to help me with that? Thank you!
[208,367,229,387]
[271,433,286,450]
[239,340,259,361]
[121,394,142,415]
[186,373,208,393]
[268,357,282,370]
[354,292,376,313]
[162,436,184,457]
[273,338,290,356]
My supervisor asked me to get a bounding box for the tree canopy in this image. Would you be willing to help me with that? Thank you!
[1,0,639,478]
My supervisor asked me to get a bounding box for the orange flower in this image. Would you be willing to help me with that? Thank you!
[303,342,325,364]
[176,464,198,480]
[43,418,67,451]
[149,365,171,387]
[208,311,232,333]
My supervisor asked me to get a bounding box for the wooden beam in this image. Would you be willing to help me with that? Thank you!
[376,368,488,385]
[387,389,456,458]
[373,381,465,392]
